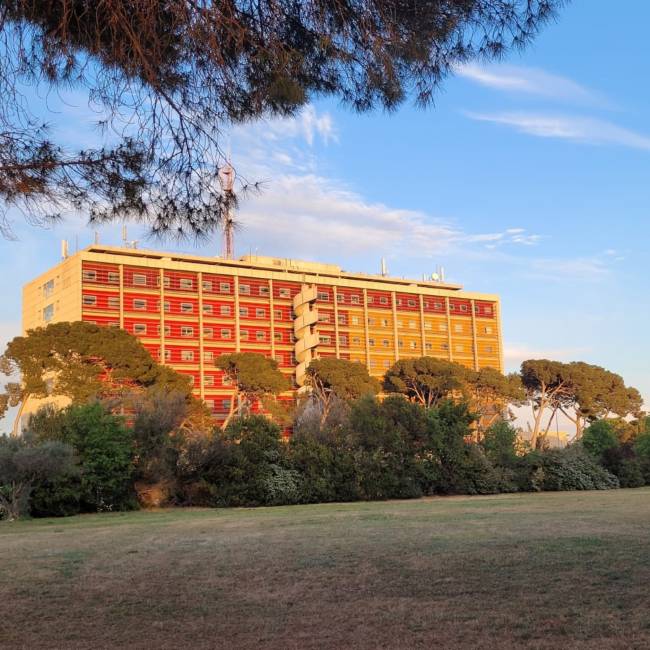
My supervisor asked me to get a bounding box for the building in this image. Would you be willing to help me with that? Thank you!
[22,245,503,425]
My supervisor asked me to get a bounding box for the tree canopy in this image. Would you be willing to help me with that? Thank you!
[0,321,192,419]
[215,352,289,428]
[0,0,564,236]
[521,359,642,448]
[383,357,469,408]
[305,358,380,426]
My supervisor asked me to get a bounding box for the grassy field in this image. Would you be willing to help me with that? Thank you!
[2,489,650,649]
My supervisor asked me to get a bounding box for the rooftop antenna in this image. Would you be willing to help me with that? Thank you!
[380,257,388,277]
[61,239,69,260]
[94,231,100,245]
[121,223,138,249]
[218,159,236,260]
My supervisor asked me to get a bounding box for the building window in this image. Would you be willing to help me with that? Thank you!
[239,284,250,295]
[239,307,248,317]
[379,296,388,305]
[204,374,214,386]
[456,344,464,353]
[202,280,213,292]
[203,327,214,338]
[454,324,463,333]
[43,304,54,322]
[203,304,213,315]
[219,282,231,293]
[275,355,284,365]
[352,336,361,345]
[180,302,193,313]
[164,325,171,336]
[442,343,449,350]
[274,309,283,320]
[181,326,194,337]
[319,335,331,345]
[278,288,291,298]
[133,299,147,310]
[383,360,390,368]
[221,329,231,339]
[424,322,432,330]
[133,273,147,286]
[485,346,494,354]
[398,339,403,348]
[408,299,416,307]
[240,330,249,340]
[368,338,375,347]
[43,279,54,298]
[256,308,265,318]
[381,319,389,327]
[351,316,360,326]
[425,343,432,350]
[180,278,194,290]
[396,299,402,306]
[337,294,345,303]
[221,399,231,410]
[485,306,493,315]
[367,318,374,326]
[317,291,329,302]
[205,399,215,410]
[460,304,468,312]
[367,296,374,304]
[339,335,348,345]
[408,321,416,329]
[351,295,360,304]
[338,314,347,325]
[164,349,171,360]
[434,302,443,310]
[449,304,455,311]
[108,272,119,284]
[484,326,493,334]
[181,350,194,361]
[382,339,390,347]
[163,276,171,288]
[203,351,214,361]
[187,375,195,386]
[274,332,283,342]
[397,320,403,328]
[82,270,97,281]
[259,286,270,296]
[108,321,119,328]
[256,330,266,341]
[134,323,147,335]
[318,314,330,323]
[220,305,231,316]
[410,341,418,349]
[82,295,97,306]
[439,323,447,332]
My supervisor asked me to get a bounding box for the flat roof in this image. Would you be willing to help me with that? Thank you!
[80,245,465,292]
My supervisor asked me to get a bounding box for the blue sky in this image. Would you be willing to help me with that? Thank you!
[1,0,649,420]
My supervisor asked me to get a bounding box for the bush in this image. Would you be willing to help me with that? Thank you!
[533,446,619,491]
[582,420,619,460]
[0,436,76,520]
[30,403,136,513]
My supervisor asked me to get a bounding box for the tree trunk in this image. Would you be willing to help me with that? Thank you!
[221,388,239,430]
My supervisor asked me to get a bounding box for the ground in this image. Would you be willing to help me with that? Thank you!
[2,489,650,649]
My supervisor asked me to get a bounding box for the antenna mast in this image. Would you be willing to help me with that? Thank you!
[218,161,235,259]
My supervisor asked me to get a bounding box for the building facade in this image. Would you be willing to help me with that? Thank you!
[22,245,503,424]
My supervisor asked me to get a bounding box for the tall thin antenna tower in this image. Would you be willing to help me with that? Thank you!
[218,161,235,259]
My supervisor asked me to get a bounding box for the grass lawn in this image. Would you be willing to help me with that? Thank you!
[2,489,650,649]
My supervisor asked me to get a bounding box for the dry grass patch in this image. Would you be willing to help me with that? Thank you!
[2,489,650,649]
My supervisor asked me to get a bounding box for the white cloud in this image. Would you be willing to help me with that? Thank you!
[455,63,608,107]
[230,173,543,266]
[464,111,650,151]
[237,105,337,147]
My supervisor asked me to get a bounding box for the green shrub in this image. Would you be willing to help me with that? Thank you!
[30,403,136,513]
[535,447,619,491]
[582,420,619,460]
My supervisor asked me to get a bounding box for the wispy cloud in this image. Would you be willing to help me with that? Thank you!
[464,111,650,151]
[455,63,609,107]
[503,343,591,371]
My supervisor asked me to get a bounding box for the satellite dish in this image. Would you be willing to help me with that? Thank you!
[431,272,440,281]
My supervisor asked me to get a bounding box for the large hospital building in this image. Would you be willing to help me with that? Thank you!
[22,245,503,424]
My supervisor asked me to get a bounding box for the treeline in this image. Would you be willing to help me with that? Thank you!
[2,394,649,519]
[0,323,648,520]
